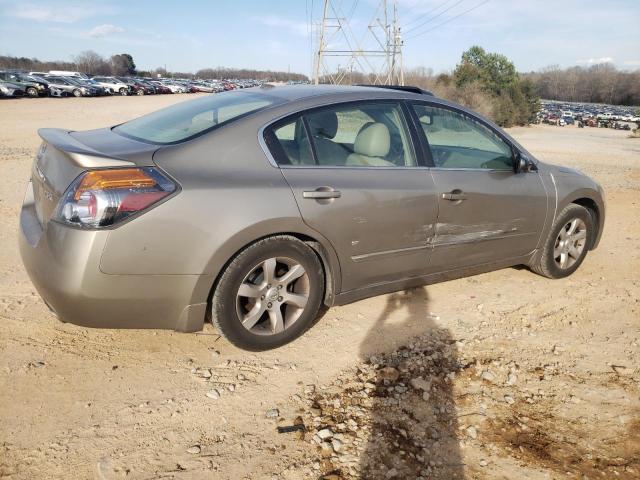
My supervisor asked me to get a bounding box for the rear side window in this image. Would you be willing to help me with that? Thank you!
[272,117,314,165]
[114,91,282,145]
[266,102,417,168]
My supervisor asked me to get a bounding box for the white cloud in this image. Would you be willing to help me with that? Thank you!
[623,59,640,66]
[87,24,124,38]
[254,14,309,36]
[8,2,117,23]
[576,57,614,65]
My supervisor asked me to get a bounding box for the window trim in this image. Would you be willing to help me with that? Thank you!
[407,100,520,172]
[301,115,320,166]
[262,113,305,166]
[262,99,426,169]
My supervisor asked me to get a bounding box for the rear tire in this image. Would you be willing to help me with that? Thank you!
[119,88,128,96]
[530,203,594,279]
[26,87,38,97]
[72,89,82,97]
[211,236,324,351]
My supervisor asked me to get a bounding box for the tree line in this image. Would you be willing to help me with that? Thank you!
[193,68,307,82]
[0,51,308,82]
[0,51,136,76]
[522,64,640,106]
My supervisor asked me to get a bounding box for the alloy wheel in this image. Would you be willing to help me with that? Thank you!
[554,218,587,269]
[235,257,310,336]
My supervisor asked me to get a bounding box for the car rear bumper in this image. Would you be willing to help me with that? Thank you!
[19,181,209,332]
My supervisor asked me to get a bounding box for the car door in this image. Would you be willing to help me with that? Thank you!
[409,102,548,271]
[264,100,439,292]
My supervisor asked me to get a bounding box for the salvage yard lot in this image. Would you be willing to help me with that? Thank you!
[0,95,639,479]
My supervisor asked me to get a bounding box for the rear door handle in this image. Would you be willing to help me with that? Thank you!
[303,188,341,199]
[441,190,467,201]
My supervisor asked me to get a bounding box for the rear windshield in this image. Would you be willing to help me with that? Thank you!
[113,90,282,144]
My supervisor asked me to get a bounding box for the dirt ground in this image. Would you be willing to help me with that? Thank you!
[0,95,638,480]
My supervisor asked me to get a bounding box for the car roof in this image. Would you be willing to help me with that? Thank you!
[259,84,432,102]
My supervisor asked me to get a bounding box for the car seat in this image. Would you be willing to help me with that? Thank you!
[346,122,395,167]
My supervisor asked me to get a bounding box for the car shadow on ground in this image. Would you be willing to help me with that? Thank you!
[357,288,465,479]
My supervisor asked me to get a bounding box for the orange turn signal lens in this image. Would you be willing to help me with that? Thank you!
[57,167,176,228]
[74,168,156,200]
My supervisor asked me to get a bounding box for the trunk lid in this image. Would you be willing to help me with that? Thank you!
[31,128,157,225]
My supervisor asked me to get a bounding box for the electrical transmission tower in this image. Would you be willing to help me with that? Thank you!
[312,0,404,86]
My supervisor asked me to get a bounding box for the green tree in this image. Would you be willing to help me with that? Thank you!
[455,46,518,95]
[110,53,136,76]
[453,46,538,127]
[519,78,540,123]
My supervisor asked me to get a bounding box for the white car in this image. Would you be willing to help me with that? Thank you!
[91,76,131,95]
[49,70,90,80]
[162,82,187,94]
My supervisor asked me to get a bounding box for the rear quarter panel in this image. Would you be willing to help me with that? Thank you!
[99,116,342,300]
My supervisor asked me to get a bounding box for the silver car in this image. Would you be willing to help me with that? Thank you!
[19,85,605,350]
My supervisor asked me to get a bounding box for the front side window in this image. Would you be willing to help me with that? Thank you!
[412,104,514,170]
[114,91,282,144]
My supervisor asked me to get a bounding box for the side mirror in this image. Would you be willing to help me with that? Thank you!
[514,151,536,173]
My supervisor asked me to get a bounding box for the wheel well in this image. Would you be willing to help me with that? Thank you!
[204,233,334,324]
[572,198,599,249]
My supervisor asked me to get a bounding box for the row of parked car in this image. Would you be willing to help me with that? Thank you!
[538,100,640,126]
[0,70,262,98]
[537,99,640,128]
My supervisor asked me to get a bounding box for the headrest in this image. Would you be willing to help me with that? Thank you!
[353,122,390,158]
[308,111,338,139]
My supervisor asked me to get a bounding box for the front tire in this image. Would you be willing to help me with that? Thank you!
[26,87,38,97]
[119,88,128,96]
[72,89,82,97]
[212,236,324,351]
[530,204,594,278]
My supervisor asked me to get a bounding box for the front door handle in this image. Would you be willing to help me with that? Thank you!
[442,190,467,201]
[303,187,341,199]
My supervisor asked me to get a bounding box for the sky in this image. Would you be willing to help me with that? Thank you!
[0,0,638,76]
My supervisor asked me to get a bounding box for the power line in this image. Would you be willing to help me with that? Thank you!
[405,0,490,40]
[403,0,456,27]
[404,0,467,35]
[345,0,359,24]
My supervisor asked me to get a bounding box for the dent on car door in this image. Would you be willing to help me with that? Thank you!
[410,102,548,270]
[264,101,439,292]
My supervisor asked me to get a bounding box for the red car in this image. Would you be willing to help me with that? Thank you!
[149,81,172,94]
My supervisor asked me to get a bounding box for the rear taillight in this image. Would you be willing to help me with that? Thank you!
[55,167,176,228]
